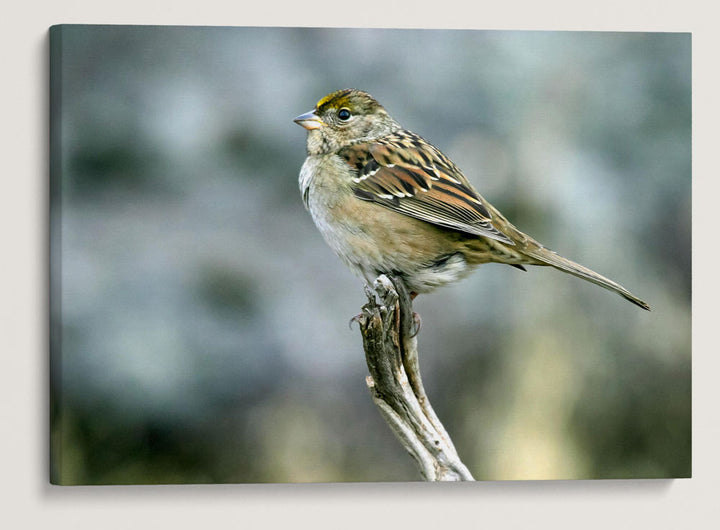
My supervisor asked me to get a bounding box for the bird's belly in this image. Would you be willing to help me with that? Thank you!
[306,181,476,292]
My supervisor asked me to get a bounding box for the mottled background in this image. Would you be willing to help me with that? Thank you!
[50,26,690,484]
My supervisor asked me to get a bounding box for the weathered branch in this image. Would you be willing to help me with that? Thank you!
[355,274,474,481]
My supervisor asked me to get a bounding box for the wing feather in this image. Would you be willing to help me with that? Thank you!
[341,130,514,244]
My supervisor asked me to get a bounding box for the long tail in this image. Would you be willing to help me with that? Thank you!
[524,247,650,310]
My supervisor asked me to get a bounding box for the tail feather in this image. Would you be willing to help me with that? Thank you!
[525,247,650,311]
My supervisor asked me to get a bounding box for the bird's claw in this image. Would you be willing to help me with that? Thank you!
[349,313,365,330]
[409,311,422,338]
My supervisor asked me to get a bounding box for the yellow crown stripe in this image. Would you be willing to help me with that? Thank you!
[316,89,354,111]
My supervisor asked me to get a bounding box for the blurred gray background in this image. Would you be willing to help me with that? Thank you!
[50,26,690,484]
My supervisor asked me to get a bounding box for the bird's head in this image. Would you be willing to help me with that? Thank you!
[294,89,400,155]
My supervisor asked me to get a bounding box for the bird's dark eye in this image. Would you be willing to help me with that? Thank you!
[337,108,351,121]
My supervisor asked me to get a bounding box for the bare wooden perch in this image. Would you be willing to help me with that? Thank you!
[354,274,474,481]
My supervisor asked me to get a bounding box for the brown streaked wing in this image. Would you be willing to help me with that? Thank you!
[341,130,514,245]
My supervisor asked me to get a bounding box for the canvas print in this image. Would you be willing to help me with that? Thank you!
[50,25,691,484]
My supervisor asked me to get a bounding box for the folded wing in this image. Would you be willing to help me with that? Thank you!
[340,130,514,245]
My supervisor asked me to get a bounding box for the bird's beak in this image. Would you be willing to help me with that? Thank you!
[294,111,325,130]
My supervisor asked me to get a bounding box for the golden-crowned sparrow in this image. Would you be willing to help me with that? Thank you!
[294,88,649,310]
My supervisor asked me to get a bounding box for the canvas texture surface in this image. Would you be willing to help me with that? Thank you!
[49,25,691,485]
